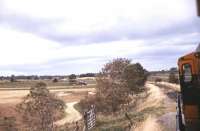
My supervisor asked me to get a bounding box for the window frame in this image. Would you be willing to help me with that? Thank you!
[182,63,192,83]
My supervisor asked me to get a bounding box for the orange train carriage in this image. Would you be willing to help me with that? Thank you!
[177,52,200,131]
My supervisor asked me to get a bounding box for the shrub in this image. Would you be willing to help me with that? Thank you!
[52,78,58,83]
[155,78,162,83]
[16,82,66,131]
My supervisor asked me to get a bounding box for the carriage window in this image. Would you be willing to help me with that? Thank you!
[183,64,192,83]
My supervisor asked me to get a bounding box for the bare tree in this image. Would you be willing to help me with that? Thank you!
[16,82,65,131]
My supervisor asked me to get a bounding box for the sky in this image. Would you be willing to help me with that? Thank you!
[0,0,199,75]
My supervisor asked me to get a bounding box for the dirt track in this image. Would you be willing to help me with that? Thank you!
[135,83,177,131]
[54,102,82,125]
[0,87,95,104]
[0,87,95,127]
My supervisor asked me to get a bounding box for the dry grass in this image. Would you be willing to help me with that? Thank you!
[156,82,180,92]
[0,78,96,89]
[134,116,164,131]
[77,77,96,84]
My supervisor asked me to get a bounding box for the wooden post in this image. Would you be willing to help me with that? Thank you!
[83,111,88,131]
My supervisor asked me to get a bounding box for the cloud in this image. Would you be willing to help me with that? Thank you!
[0,0,198,44]
[0,26,198,75]
[0,0,199,75]
[1,13,199,45]
[0,26,61,65]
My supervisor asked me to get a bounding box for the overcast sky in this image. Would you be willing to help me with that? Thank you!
[0,0,199,75]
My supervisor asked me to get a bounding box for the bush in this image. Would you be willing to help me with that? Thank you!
[52,78,58,83]
[155,78,162,83]
[0,117,17,131]
[16,82,66,131]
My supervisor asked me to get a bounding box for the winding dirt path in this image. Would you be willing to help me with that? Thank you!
[54,101,82,126]
[136,83,166,112]
[134,83,177,131]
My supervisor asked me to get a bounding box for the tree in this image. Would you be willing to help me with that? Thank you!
[101,58,131,81]
[68,74,77,84]
[68,74,76,80]
[52,78,58,83]
[80,58,131,113]
[80,58,148,113]
[123,63,148,93]
[10,75,15,82]
[16,82,65,131]
[95,78,130,112]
